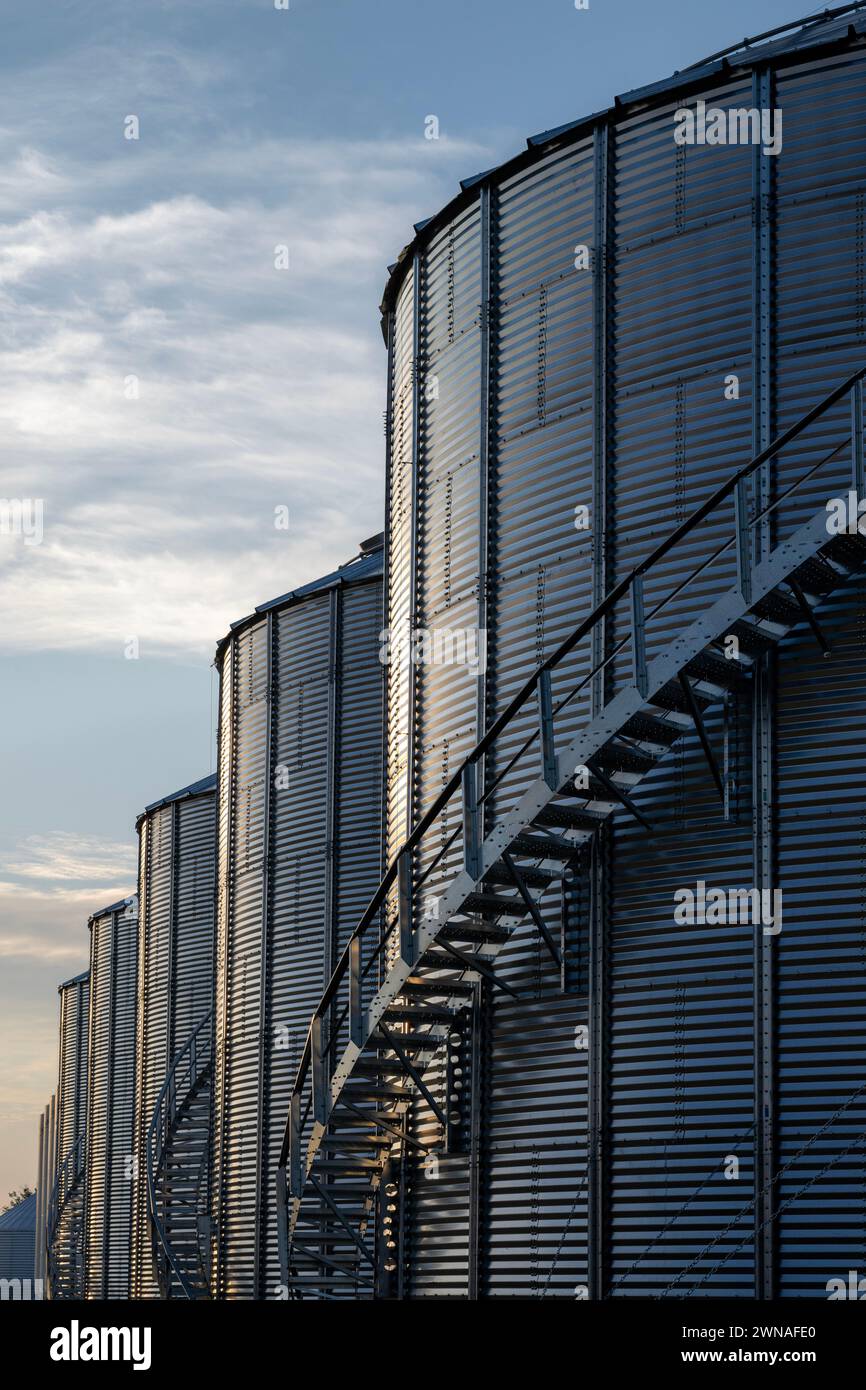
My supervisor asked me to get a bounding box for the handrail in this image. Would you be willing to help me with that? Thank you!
[279,363,866,1176]
[146,1009,213,1299]
[683,3,866,73]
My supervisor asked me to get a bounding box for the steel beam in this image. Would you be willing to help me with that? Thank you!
[501,850,561,967]
[752,64,777,1303]
[678,672,725,804]
[591,121,613,718]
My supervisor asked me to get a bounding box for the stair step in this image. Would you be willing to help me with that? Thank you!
[751,588,801,626]
[341,1081,411,1100]
[328,1111,403,1131]
[398,976,475,999]
[376,1029,446,1051]
[789,553,840,595]
[509,832,580,862]
[822,531,866,571]
[352,1057,412,1077]
[683,650,742,689]
[292,1228,370,1246]
[460,892,526,918]
[301,1182,375,1200]
[619,711,683,746]
[485,860,562,889]
[532,804,606,832]
[314,1159,382,1174]
[439,919,511,945]
[594,742,656,775]
[650,680,713,715]
[383,1004,457,1024]
[320,1135,392,1151]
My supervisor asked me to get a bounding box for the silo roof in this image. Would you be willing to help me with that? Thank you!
[0,1192,36,1231]
[136,773,217,829]
[87,895,137,928]
[215,536,384,661]
[57,967,90,992]
[380,3,866,331]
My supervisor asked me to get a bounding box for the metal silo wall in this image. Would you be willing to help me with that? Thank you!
[131,785,216,1298]
[212,567,384,1298]
[384,24,866,1298]
[51,973,89,1296]
[84,899,138,1299]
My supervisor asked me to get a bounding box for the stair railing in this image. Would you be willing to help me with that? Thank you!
[46,1131,84,1296]
[279,364,866,1219]
[146,1008,213,1300]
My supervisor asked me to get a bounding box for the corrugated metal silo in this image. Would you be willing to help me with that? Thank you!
[47,970,89,1298]
[131,774,216,1300]
[211,539,385,1298]
[281,7,866,1299]
[83,896,138,1299]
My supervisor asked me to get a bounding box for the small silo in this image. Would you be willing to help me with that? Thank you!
[47,970,89,1299]
[211,538,385,1298]
[83,896,138,1299]
[131,774,217,1300]
[0,1192,37,1293]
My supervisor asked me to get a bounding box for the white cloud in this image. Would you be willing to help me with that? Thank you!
[0,128,491,656]
[1,831,136,883]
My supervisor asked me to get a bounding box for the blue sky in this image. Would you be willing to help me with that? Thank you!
[0,0,809,1194]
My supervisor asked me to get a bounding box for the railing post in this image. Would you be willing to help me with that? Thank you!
[852,378,865,495]
[462,760,481,879]
[289,1091,302,1199]
[537,668,559,789]
[311,1015,327,1126]
[735,480,752,605]
[350,934,363,1046]
[276,1166,289,1288]
[397,849,414,964]
[631,574,648,698]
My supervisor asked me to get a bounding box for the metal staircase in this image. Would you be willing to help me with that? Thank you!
[277,366,866,1299]
[46,1134,85,1299]
[146,1010,212,1299]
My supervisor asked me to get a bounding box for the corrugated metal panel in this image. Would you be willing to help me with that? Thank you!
[381,16,866,1300]
[769,45,866,1297]
[131,779,216,1298]
[212,552,384,1298]
[84,898,138,1299]
[774,536,866,1296]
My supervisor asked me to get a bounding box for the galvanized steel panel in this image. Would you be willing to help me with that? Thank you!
[131,779,216,1298]
[84,898,138,1299]
[212,552,384,1298]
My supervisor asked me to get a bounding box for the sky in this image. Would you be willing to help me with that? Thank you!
[0,0,814,1198]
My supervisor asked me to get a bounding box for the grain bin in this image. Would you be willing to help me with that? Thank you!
[46,970,89,1298]
[83,896,138,1299]
[211,538,385,1297]
[281,7,866,1299]
[131,774,216,1300]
